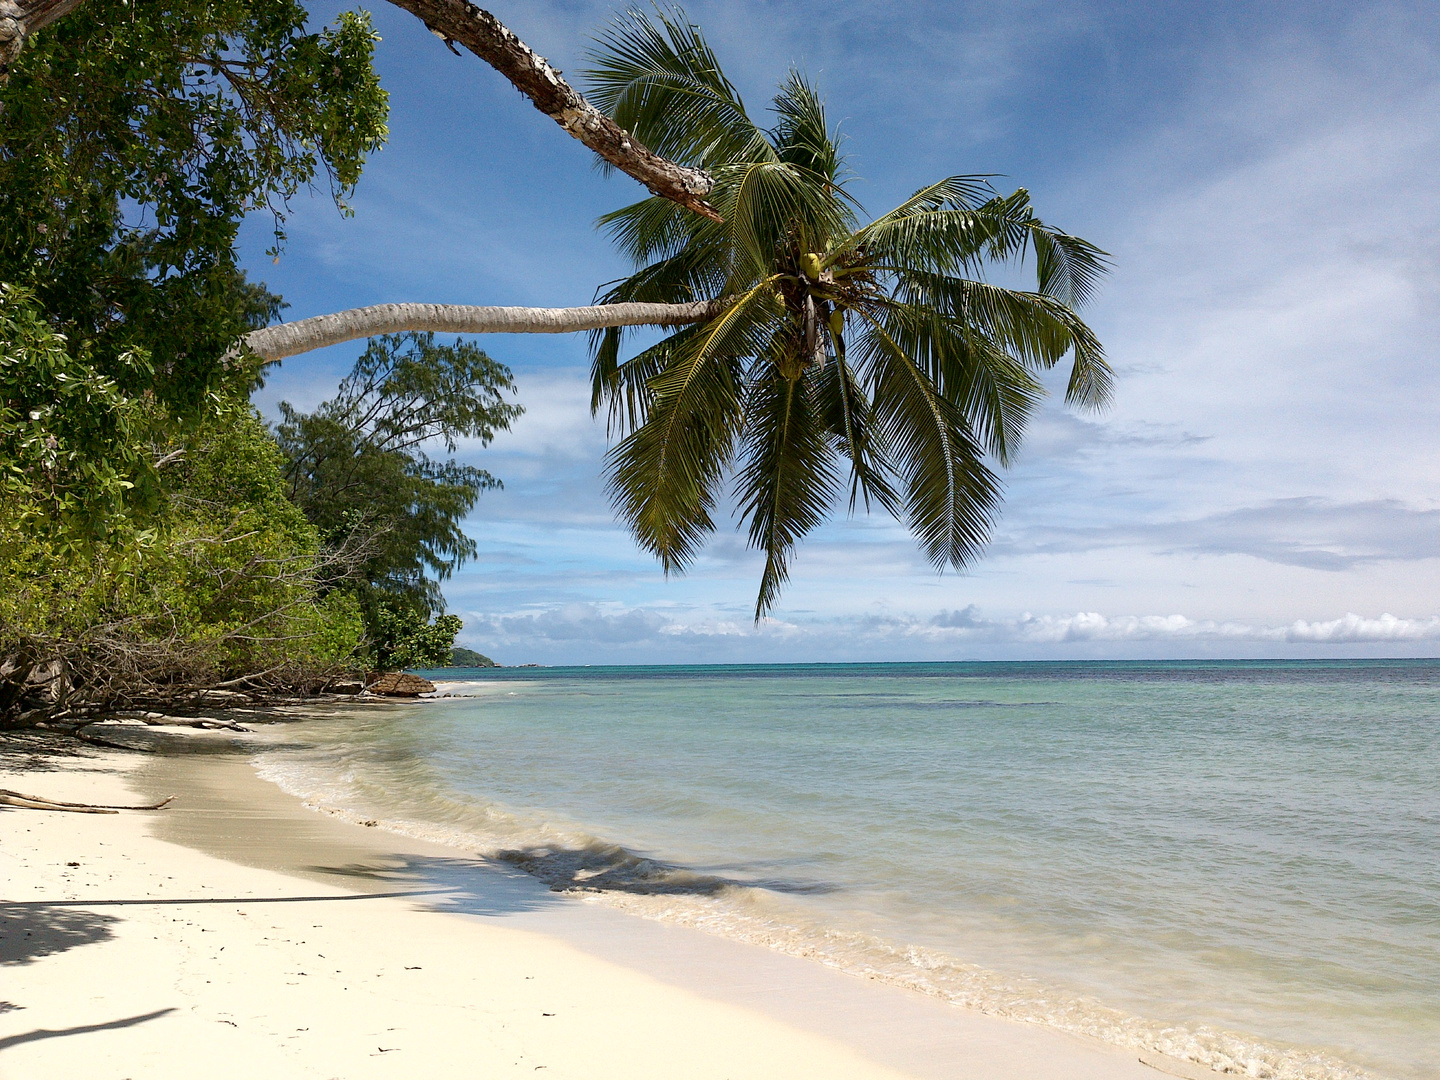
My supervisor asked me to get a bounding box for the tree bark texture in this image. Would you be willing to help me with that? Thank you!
[385,0,721,221]
[0,0,82,77]
[242,300,723,362]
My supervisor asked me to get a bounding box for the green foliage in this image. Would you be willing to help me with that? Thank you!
[583,10,1111,617]
[0,0,389,714]
[0,0,389,410]
[116,397,364,673]
[1,397,363,712]
[370,608,462,672]
[0,283,163,542]
[274,332,522,664]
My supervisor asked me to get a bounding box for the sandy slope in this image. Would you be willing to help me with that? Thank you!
[0,727,1174,1080]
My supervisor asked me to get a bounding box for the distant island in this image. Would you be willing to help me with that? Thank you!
[448,647,498,668]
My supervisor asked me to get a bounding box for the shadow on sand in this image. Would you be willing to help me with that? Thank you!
[0,902,119,966]
[0,1008,175,1051]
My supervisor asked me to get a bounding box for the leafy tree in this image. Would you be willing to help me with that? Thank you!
[583,11,1111,616]
[0,0,387,717]
[371,610,462,671]
[0,0,388,412]
[274,332,522,666]
[0,283,162,542]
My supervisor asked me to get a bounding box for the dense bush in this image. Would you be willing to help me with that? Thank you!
[0,290,362,720]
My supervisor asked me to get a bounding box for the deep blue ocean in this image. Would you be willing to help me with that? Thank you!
[255,660,1440,1079]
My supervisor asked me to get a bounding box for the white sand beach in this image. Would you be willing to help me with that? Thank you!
[0,728,1191,1080]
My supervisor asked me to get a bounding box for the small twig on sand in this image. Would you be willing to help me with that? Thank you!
[0,789,177,813]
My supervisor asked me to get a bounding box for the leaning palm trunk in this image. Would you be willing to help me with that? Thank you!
[388,0,720,220]
[241,300,725,362]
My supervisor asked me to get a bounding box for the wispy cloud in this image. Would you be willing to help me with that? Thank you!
[995,498,1440,570]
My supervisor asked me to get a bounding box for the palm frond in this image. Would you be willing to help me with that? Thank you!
[597,194,702,266]
[583,6,770,169]
[606,279,783,571]
[735,364,840,617]
[591,323,702,434]
[833,176,994,266]
[589,242,735,429]
[1030,227,1110,309]
[874,298,1042,465]
[1060,316,1112,411]
[719,160,811,285]
[770,71,848,188]
[854,311,1002,570]
[813,350,900,515]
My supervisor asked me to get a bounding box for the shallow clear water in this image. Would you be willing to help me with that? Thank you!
[255,660,1440,1080]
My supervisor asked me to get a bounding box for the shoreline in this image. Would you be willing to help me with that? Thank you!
[0,723,1187,1079]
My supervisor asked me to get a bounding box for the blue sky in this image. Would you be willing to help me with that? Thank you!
[247,1,1440,663]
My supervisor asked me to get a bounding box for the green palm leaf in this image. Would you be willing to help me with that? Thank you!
[853,310,1001,571]
[735,362,840,617]
[583,7,770,170]
[813,351,899,516]
[607,279,783,571]
[584,7,1109,616]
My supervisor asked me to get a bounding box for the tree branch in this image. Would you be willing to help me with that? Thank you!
[0,0,82,79]
[241,299,724,362]
[385,0,721,221]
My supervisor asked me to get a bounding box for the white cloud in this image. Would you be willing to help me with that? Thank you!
[1282,612,1440,643]
[458,601,1440,665]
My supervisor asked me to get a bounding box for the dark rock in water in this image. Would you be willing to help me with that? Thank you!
[365,672,436,697]
[329,678,365,695]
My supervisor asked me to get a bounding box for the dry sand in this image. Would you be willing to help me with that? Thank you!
[1,726,1187,1079]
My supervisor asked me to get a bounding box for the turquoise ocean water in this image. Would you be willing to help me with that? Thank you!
[254,660,1440,1079]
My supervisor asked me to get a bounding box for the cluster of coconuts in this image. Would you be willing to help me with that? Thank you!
[798,251,847,340]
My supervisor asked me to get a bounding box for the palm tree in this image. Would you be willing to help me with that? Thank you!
[583,9,1112,618]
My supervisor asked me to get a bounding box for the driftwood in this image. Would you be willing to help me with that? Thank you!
[0,788,176,813]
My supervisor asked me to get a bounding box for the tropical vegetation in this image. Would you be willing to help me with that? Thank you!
[0,0,502,722]
[1,2,1112,722]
